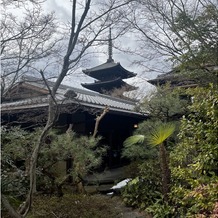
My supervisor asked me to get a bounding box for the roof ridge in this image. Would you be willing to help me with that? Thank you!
[21,75,137,105]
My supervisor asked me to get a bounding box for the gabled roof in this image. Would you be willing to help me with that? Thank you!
[1,76,145,117]
[83,61,136,80]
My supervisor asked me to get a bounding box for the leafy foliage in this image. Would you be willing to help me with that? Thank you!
[1,127,37,198]
[1,127,107,198]
[124,85,218,217]
[122,120,159,160]
[147,123,175,146]
[122,120,175,215]
[146,197,175,218]
[40,130,107,183]
[138,84,189,121]
[170,85,218,217]
[173,4,218,67]
[122,121,161,211]
[122,160,162,210]
[123,135,145,148]
[123,122,175,148]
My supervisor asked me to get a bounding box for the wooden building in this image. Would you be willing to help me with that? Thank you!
[148,65,218,88]
[1,76,147,168]
[147,71,198,88]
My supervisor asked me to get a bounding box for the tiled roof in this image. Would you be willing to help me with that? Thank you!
[83,61,119,72]
[81,77,136,93]
[1,76,145,117]
[83,61,136,79]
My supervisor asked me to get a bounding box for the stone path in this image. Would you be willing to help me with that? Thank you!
[84,167,152,217]
[100,195,151,218]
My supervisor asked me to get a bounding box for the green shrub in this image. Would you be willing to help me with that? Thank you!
[1,127,107,197]
[122,160,162,210]
[1,126,36,199]
[170,85,218,217]
[146,197,175,218]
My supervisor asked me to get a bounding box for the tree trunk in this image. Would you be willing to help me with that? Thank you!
[18,100,55,216]
[18,128,50,216]
[93,106,109,138]
[1,195,22,218]
[159,142,170,201]
[76,180,86,194]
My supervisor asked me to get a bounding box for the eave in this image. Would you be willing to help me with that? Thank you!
[1,77,146,119]
[81,77,136,93]
[83,61,136,80]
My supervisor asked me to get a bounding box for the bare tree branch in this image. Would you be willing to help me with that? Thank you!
[93,106,109,138]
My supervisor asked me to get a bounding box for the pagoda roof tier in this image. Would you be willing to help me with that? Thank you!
[83,61,136,80]
[81,77,136,93]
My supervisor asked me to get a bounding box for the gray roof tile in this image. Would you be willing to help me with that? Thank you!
[1,76,145,116]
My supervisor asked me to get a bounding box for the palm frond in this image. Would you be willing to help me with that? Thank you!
[123,135,145,147]
[147,123,175,146]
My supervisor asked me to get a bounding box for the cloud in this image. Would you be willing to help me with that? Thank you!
[42,1,170,96]
[44,0,71,22]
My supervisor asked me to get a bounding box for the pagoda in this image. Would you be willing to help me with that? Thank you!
[81,29,137,95]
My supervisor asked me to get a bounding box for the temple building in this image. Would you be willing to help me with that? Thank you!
[1,75,147,168]
[148,65,218,88]
[81,29,137,95]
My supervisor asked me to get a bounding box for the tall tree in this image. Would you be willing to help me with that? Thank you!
[136,84,189,122]
[1,0,60,98]
[125,0,218,70]
[1,1,132,217]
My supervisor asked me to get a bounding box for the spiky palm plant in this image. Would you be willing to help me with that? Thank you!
[124,122,175,201]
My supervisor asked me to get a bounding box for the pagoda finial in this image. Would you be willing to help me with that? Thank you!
[107,27,114,62]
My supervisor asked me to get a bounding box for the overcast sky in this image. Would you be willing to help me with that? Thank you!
[43,0,171,97]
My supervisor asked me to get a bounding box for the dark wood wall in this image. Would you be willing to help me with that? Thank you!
[2,108,145,168]
[58,111,143,168]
